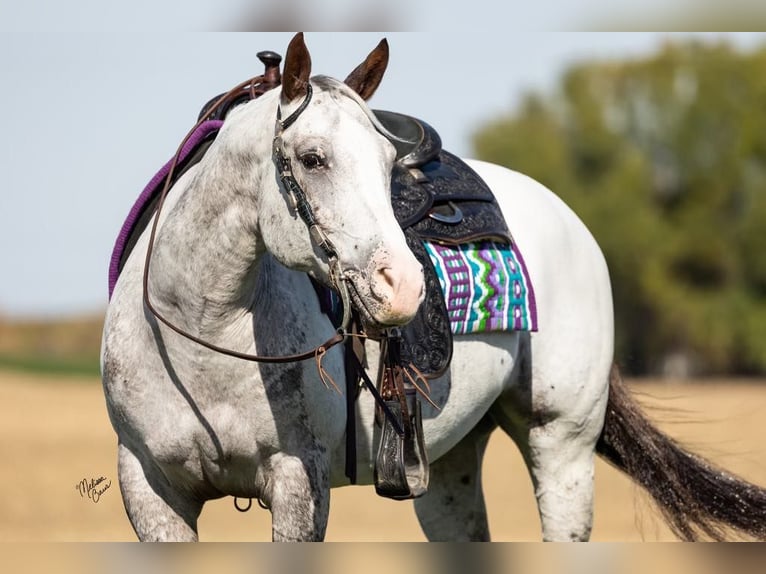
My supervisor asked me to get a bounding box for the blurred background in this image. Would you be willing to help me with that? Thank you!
[1,7,766,544]
[474,39,766,378]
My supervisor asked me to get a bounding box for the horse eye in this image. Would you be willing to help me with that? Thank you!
[299,152,325,170]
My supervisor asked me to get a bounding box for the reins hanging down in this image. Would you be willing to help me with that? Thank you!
[139,70,421,449]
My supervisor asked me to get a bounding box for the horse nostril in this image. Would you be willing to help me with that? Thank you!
[371,267,398,301]
[380,267,397,290]
[373,265,423,304]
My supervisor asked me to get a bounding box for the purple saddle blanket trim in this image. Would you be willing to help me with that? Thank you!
[107,120,224,299]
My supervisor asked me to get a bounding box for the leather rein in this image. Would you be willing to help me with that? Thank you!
[142,76,349,365]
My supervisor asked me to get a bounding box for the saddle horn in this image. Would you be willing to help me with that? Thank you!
[255,50,282,96]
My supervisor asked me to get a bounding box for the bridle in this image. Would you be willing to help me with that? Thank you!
[142,76,349,365]
[272,83,353,331]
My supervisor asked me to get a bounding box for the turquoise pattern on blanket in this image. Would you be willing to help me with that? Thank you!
[423,240,538,335]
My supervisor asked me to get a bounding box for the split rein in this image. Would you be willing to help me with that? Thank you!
[141,76,349,373]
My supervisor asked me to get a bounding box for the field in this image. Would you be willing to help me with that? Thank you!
[1,369,765,542]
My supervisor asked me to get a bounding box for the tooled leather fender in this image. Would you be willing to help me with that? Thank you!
[398,227,452,379]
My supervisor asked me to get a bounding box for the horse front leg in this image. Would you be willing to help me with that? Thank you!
[264,450,331,541]
[118,441,204,542]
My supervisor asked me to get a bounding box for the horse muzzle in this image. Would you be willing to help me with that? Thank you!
[350,247,425,328]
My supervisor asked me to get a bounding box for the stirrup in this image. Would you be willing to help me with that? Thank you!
[374,388,429,500]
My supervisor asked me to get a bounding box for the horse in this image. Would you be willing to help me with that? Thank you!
[101,33,766,541]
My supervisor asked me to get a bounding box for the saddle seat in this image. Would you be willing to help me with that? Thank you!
[373,110,442,168]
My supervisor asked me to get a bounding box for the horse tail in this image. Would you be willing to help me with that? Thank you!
[596,364,766,541]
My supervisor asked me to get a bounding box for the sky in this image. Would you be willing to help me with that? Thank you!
[4,1,766,31]
[1,31,764,318]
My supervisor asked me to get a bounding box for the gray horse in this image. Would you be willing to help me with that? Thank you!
[102,33,766,541]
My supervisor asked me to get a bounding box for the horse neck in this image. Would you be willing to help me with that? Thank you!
[147,99,278,336]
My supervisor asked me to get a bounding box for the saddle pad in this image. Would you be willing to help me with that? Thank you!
[424,240,538,334]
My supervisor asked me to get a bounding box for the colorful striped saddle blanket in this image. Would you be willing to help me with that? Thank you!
[425,240,537,335]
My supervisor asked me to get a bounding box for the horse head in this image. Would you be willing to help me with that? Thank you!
[250,33,425,328]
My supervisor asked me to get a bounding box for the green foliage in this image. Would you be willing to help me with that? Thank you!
[474,40,766,375]
[0,353,100,378]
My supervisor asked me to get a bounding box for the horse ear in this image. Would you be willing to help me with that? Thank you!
[344,38,389,101]
[282,32,312,103]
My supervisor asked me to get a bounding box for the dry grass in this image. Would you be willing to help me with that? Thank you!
[1,370,764,542]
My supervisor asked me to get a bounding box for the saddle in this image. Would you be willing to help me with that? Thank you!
[343,110,512,500]
[375,110,512,380]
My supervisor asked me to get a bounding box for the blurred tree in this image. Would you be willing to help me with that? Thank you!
[474,40,766,376]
